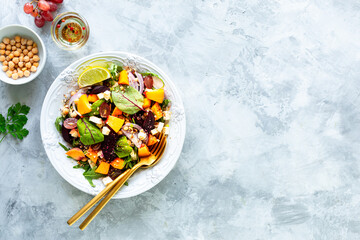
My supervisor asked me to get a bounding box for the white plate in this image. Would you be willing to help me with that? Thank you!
[40,52,186,199]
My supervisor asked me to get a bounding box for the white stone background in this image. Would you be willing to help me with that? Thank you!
[0,0,360,239]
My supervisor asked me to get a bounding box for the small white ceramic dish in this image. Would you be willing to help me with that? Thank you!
[40,52,186,199]
[0,24,47,85]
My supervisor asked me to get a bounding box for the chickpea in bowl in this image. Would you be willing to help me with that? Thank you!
[0,24,46,85]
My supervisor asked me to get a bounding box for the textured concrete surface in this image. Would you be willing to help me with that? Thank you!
[1,0,360,239]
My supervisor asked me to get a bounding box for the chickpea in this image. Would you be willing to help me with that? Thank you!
[15,36,20,43]
[22,67,27,71]
[15,43,20,48]
[33,55,40,62]
[33,62,39,67]
[27,45,32,51]
[6,45,11,50]
[11,46,16,51]
[32,47,38,54]
[19,56,24,62]
[17,48,22,53]
[18,62,24,68]
[27,40,33,46]
[24,56,29,62]
[0,50,4,55]
[12,57,19,64]
[20,54,24,58]
[28,52,33,58]
[2,65,8,72]
[8,53,14,59]
[23,49,29,55]
[0,56,4,62]
[21,38,27,45]
[18,70,24,78]
[32,43,37,48]
[10,40,15,46]
[30,59,34,64]
[21,45,25,50]
[12,73,18,80]
[14,51,20,57]
[3,61,8,66]
[5,50,10,55]
[5,56,10,62]
[8,61,14,68]
[13,69,17,73]
[62,107,69,115]
[0,43,5,49]
[2,38,10,44]
[6,70,12,77]
[24,70,30,77]
[25,62,31,69]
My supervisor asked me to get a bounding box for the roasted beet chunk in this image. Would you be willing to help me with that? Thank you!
[143,111,155,133]
[62,124,73,144]
[133,111,155,133]
[90,85,110,94]
[101,129,118,161]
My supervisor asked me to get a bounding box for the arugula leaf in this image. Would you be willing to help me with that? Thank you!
[59,142,70,151]
[0,103,30,144]
[112,86,144,114]
[87,99,105,116]
[55,116,64,133]
[83,166,106,187]
[73,161,90,171]
[162,99,171,110]
[77,118,104,145]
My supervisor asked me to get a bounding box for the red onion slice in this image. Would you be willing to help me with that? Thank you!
[128,72,139,90]
[63,118,78,129]
[135,72,144,94]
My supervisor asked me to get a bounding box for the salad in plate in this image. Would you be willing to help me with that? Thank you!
[55,63,171,187]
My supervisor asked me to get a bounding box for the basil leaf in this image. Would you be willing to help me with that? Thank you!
[115,136,133,158]
[87,99,105,116]
[77,118,104,145]
[83,166,105,187]
[112,86,144,114]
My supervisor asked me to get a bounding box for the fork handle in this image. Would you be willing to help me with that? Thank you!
[67,169,130,226]
[79,163,144,230]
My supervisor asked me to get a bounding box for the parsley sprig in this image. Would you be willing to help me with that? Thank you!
[0,103,30,144]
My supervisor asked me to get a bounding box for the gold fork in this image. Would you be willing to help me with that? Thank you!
[67,132,167,230]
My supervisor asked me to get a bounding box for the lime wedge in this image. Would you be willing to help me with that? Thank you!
[78,66,111,88]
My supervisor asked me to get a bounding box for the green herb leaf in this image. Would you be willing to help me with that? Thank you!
[109,63,123,80]
[77,118,104,145]
[112,86,144,114]
[55,116,64,133]
[0,114,6,133]
[59,142,70,151]
[83,166,105,187]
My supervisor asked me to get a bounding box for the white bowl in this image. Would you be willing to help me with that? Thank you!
[0,24,46,85]
[40,52,186,199]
